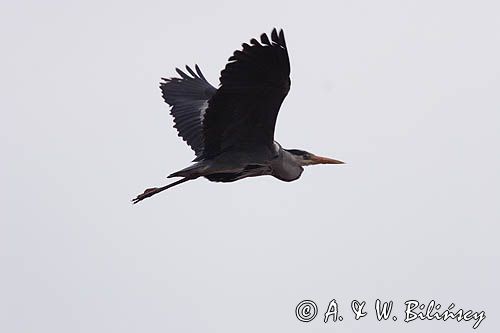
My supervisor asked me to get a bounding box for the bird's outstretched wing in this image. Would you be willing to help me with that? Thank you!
[199,28,291,160]
[160,65,217,157]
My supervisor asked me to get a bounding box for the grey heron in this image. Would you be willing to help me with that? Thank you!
[133,28,344,204]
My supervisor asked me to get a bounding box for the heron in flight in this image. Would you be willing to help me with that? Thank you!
[133,28,344,203]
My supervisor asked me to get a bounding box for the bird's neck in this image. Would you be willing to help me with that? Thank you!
[272,147,304,182]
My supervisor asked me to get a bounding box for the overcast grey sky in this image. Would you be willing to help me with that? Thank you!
[1,0,499,332]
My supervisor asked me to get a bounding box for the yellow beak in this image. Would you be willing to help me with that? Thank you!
[310,154,345,165]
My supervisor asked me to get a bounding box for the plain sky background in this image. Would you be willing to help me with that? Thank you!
[1,0,499,332]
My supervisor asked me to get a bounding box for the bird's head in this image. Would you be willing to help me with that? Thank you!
[286,149,344,166]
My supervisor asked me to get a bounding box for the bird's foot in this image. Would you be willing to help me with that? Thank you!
[131,187,159,204]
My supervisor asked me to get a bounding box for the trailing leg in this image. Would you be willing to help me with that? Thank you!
[132,177,192,204]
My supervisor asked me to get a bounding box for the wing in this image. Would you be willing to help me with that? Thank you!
[199,28,291,160]
[160,65,217,157]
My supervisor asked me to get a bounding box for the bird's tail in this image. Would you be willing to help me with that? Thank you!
[167,162,210,179]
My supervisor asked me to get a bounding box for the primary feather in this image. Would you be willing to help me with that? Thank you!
[160,64,217,157]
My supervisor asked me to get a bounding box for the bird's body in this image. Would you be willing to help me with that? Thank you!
[170,141,302,183]
[133,28,343,203]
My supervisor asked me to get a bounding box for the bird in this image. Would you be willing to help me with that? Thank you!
[132,28,344,204]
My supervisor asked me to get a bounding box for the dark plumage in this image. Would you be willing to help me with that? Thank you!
[160,65,216,157]
[201,28,290,160]
[133,28,343,204]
